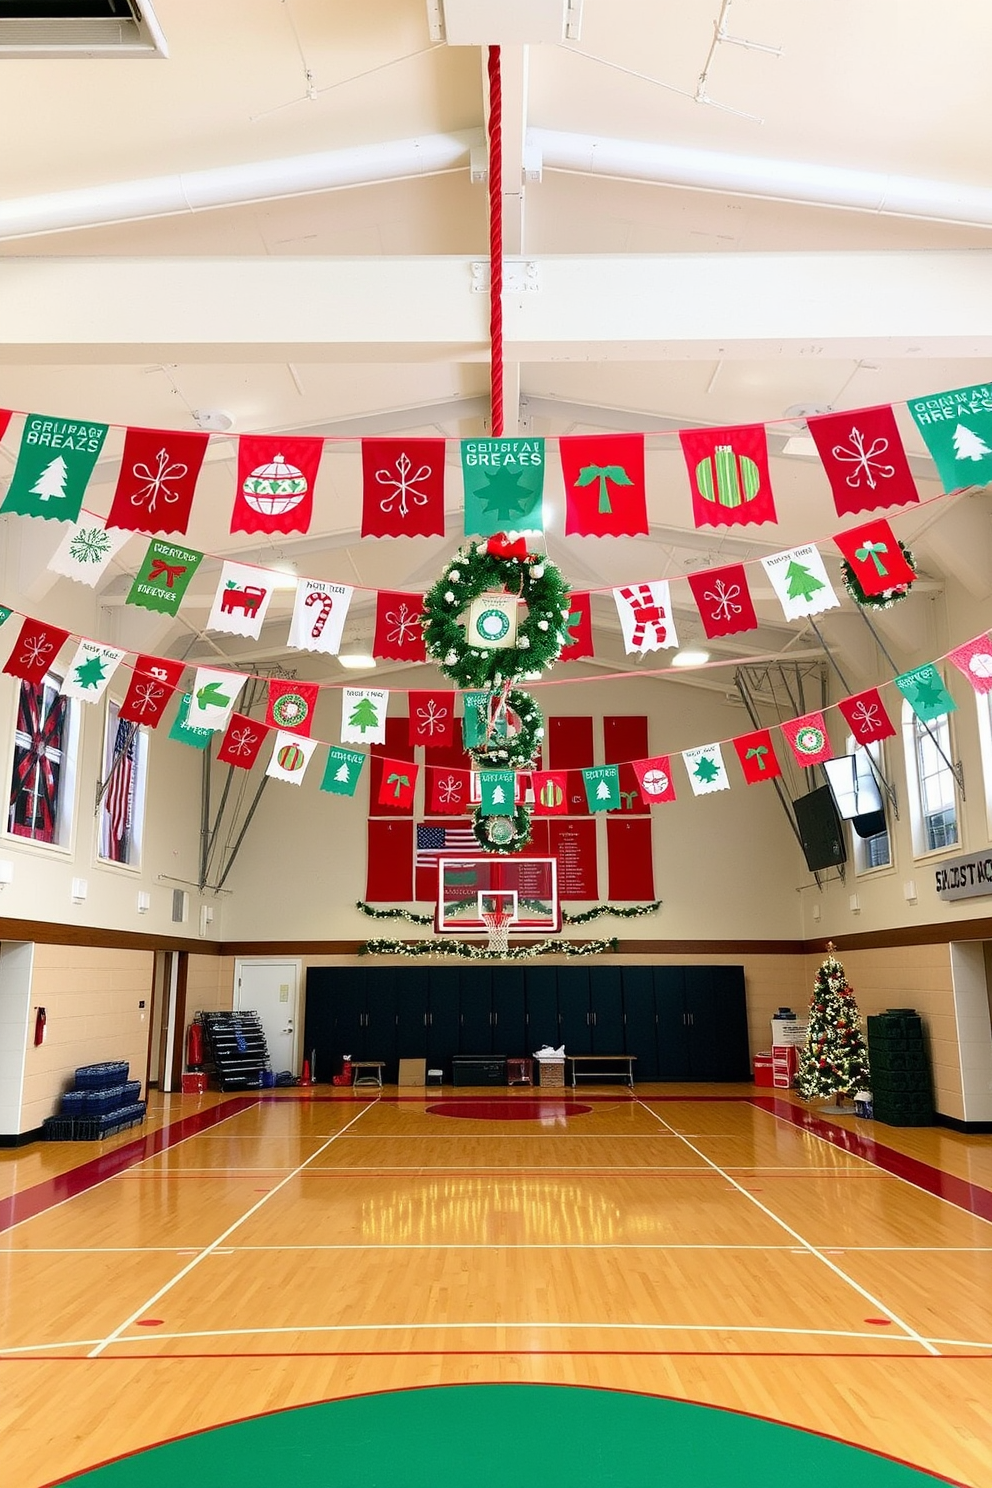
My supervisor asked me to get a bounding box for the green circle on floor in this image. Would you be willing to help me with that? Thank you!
[58,1382,954,1487]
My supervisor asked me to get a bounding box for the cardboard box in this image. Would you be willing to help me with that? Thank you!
[398,1058,427,1086]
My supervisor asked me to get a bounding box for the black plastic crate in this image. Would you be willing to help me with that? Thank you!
[122,1080,141,1103]
[42,1115,77,1141]
[60,1090,87,1115]
[99,1103,146,1137]
[84,1084,129,1114]
[74,1061,129,1089]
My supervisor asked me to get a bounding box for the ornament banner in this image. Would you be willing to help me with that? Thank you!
[266,730,319,785]
[680,424,777,529]
[231,434,323,535]
[632,755,677,804]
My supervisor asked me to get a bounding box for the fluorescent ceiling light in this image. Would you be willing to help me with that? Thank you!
[671,649,710,667]
[337,654,376,669]
[782,435,819,458]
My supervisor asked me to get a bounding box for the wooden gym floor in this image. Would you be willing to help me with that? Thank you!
[2,1084,992,1485]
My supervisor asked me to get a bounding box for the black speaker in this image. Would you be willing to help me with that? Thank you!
[792,786,847,871]
[852,808,887,839]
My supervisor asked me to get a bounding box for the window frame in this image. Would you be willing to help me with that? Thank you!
[900,697,961,859]
[5,669,81,854]
[842,734,893,876]
[96,697,149,871]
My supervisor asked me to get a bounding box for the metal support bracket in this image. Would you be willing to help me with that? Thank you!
[471,259,540,293]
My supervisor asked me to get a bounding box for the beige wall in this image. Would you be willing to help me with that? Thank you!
[186,952,235,1015]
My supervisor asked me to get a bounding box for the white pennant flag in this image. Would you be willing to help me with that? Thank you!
[186,667,247,731]
[341,688,388,745]
[60,640,125,702]
[613,581,679,654]
[47,520,132,587]
[682,743,730,796]
[207,561,276,639]
[265,730,319,785]
[761,545,840,620]
[288,578,354,654]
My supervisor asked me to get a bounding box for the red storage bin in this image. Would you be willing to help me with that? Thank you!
[753,1053,774,1088]
[182,1072,207,1094]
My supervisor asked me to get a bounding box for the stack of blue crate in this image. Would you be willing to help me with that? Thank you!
[43,1062,146,1140]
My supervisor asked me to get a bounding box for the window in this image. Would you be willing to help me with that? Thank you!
[843,735,892,872]
[7,672,79,847]
[902,701,959,855]
[98,700,148,867]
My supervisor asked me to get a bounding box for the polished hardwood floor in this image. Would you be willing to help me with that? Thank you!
[2,1083,992,1486]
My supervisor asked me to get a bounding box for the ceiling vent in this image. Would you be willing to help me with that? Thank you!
[0,2,168,58]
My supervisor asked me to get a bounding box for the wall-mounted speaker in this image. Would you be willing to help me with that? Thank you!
[792,786,847,872]
[171,889,189,924]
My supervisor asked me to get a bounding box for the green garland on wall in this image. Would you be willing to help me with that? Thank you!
[356,900,661,925]
[358,935,619,960]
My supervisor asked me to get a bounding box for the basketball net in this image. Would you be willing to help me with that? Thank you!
[481,909,511,957]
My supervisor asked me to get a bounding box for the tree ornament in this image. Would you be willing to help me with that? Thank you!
[841,541,916,610]
[471,802,532,854]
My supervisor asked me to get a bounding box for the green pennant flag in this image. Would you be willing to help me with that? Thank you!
[582,763,621,812]
[168,693,214,751]
[0,606,10,627]
[462,691,507,748]
[909,383,992,493]
[895,664,958,722]
[1,414,108,522]
[478,769,515,815]
[127,539,203,615]
[320,746,366,797]
[462,438,545,536]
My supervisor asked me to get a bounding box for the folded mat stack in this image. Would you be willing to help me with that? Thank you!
[43,1061,146,1140]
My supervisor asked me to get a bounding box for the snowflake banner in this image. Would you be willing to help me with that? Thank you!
[265,730,319,786]
[732,729,782,785]
[216,713,269,770]
[461,438,545,536]
[265,679,320,736]
[631,755,677,805]
[60,640,125,703]
[478,769,516,816]
[119,654,185,728]
[168,693,214,751]
[125,539,203,615]
[2,618,70,683]
[582,763,622,813]
[0,408,10,443]
[908,382,992,494]
[341,688,388,745]
[0,414,108,523]
[686,562,758,639]
[186,668,247,732]
[837,688,897,743]
[376,756,420,811]
[559,591,594,661]
[207,561,276,639]
[559,433,647,537]
[319,746,365,797]
[361,438,446,539]
[287,579,353,655]
[106,426,209,536]
[428,765,471,814]
[373,590,425,662]
[947,633,992,695]
[807,406,919,516]
[408,690,455,748]
[47,519,132,587]
[895,663,958,722]
[781,711,834,768]
[680,424,777,530]
[531,770,569,815]
[761,545,840,620]
[231,434,324,536]
[613,581,679,654]
[833,519,916,596]
[682,743,730,796]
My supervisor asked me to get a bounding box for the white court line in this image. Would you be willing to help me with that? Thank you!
[84,1097,379,1359]
[7,1242,992,1256]
[636,1098,941,1357]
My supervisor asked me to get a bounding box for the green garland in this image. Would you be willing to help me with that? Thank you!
[471,803,533,854]
[355,899,662,925]
[467,689,544,769]
[422,538,572,689]
[359,936,619,960]
[841,541,916,611]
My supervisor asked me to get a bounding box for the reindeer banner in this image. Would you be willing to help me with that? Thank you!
[207,562,277,639]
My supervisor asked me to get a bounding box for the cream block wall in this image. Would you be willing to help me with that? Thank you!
[186,953,235,1015]
[0,941,33,1135]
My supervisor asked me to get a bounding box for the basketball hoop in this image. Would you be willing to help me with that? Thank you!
[481,908,511,957]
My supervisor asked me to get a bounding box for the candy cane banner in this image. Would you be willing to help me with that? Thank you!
[612,581,679,654]
[287,579,353,654]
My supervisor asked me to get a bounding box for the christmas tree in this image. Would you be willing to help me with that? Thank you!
[951,422,992,461]
[795,944,870,1101]
[784,560,824,603]
[30,455,69,502]
[348,696,379,733]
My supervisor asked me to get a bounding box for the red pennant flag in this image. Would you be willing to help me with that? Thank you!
[429,765,471,814]
[0,409,11,443]
[265,679,320,736]
[3,618,69,683]
[680,425,777,529]
[781,711,834,768]
[632,756,677,805]
[216,713,269,769]
[559,434,647,537]
[947,634,992,695]
[119,654,184,727]
[733,729,782,785]
[531,770,569,815]
[409,690,455,748]
[833,519,915,597]
[106,427,209,536]
[231,435,324,536]
[807,406,919,516]
[361,438,446,539]
[373,591,426,662]
[560,592,594,661]
[687,563,758,638]
[377,757,419,811]
[837,688,897,743]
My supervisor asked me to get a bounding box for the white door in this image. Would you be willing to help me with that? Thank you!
[235,958,301,1074]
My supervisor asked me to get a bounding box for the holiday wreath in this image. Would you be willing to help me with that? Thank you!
[466,687,544,769]
[471,802,533,855]
[841,541,916,611]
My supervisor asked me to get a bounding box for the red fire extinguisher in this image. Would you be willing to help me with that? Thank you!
[187,1021,204,1069]
[34,1007,47,1047]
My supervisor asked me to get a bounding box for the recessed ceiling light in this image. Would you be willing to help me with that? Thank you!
[671,648,710,668]
[337,655,376,670]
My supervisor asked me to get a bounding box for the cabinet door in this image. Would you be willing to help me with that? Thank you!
[621,967,659,1079]
[590,967,625,1053]
[524,966,560,1049]
[684,965,750,1080]
[303,968,363,1080]
[457,965,493,1054]
[426,968,460,1072]
[492,966,527,1055]
[556,966,592,1054]
[654,967,691,1079]
[394,967,429,1059]
[364,970,398,1081]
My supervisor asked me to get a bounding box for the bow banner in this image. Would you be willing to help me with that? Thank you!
[582,764,621,812]
[47,520,132,587]
[806,406,919,515]
[733,729,782,784]
[60,640,125,702]
[409,690,455,748]
[287,579,353,655]
[125,539,203,615]
[207,562,276,639]
[909,382,992,494]
[462,438,545,536]
[613,581,679,654]
[947,633,992,695]
[837,688,897,743]
[377,757,420,811]
[320,746,367,797]
[833,519,916,596]
[559,591,594,661]
[1,414,108,523]
[119,654,185,727]
[266,731,319,786]
[106,426,209,535]
[559,433,648,537]
[231,434,324,536]
[216,713,269,770]
[632,755,677,804]
[682,743,730,796]
[373,591,426,662]
[530,770,569,815]
[341,688,388,745]
[687,562,758,639]
[680,424,777,529]
[781,711,834,768]
[265,680,319,736]
[361,438,446,539]
[2,618,70,683]
[428,765,471,814]
[895,663,958,722]
[762,545,840,620]
[187,668,247,731]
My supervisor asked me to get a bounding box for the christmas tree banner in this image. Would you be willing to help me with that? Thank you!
[320,746,367,797]
[373,591,425,662]
[341,688,388,744]
[559,591,594,661]
[287,579,353,655]
[207,561,276,640]
[265,679,319,736]
[895,663,957,722]
[168,693,213,750]
[60,640,125,703]
[408,690,455,748]
[679,424,777,529]
[687,562,758,639]
[0,414,108,523]
[265,730,319,786]
[2,618,70,683]
[833,518,916,596]
[478,769,516,815]
[837,688,896,744]
[947,634,992,695]
[231,435,324,536]
[461,438,545,535]
[106,426,209,536]
[216,713,269,770]
[582,763,621,812]
[613,582,679,654]
[806,406,919,515]
[466,592,518,650]
[119,654,184,727]
[632,755,677,804]
[733,729,782,784]
[682,743,730,796]
[0,607,8,627]
[909,382,992,493]
[377,757,419,810]
[761,545,840,620]
[47,520,131,587]
[559,433,647,537]
[531,770,569,815]
[361,438,446,539]
[428,765,471,814]
[126,539,203,615]
[186,667,247,731]
[781,711,834,768]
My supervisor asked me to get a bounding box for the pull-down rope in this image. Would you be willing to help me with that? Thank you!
[487,45,504,438]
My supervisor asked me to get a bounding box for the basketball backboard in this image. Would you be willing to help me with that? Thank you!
[435,856,561,934]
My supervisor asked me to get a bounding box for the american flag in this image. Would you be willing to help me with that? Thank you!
[415,823,476,870]
[104,716,136,862]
